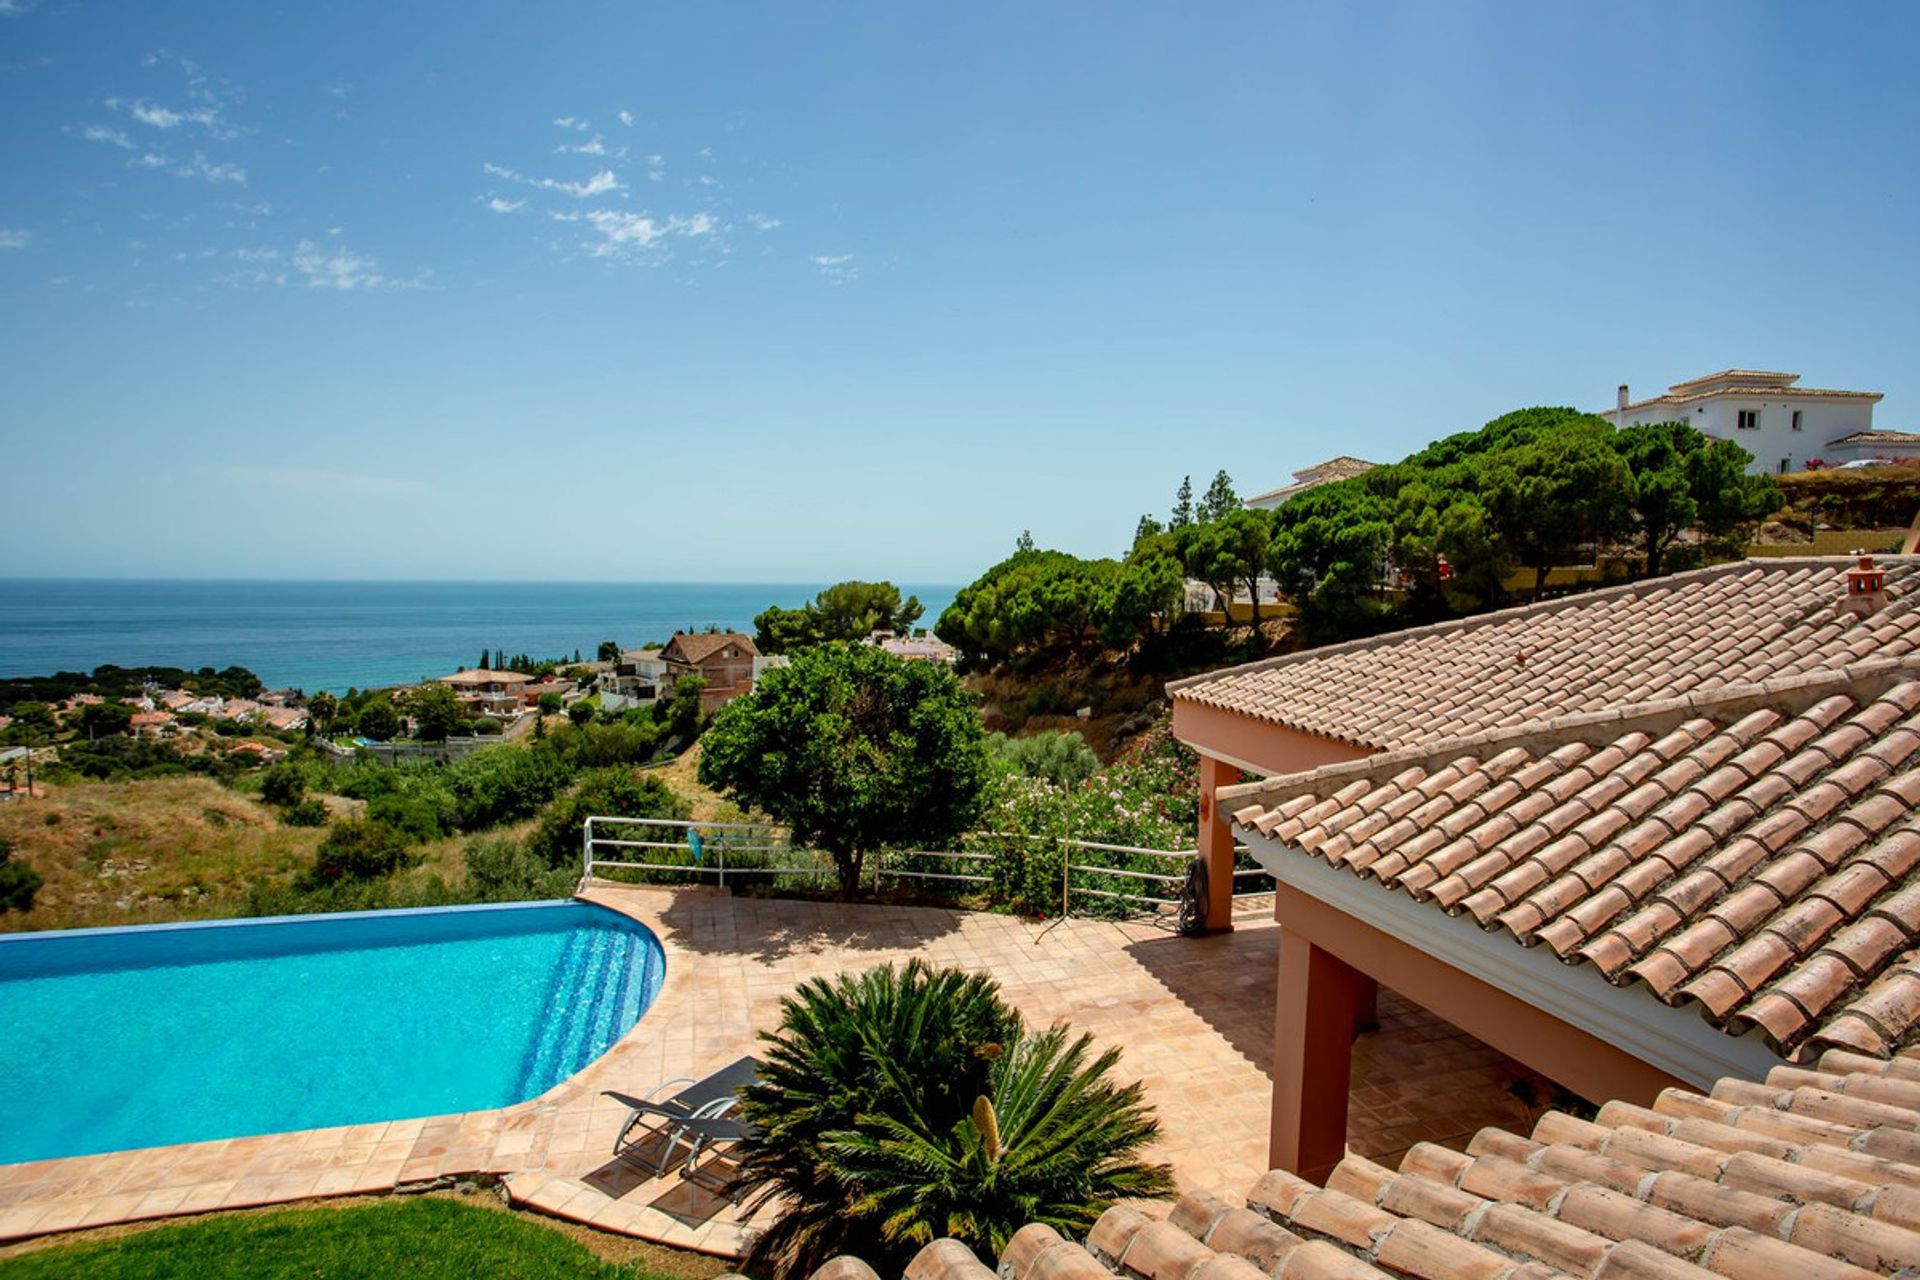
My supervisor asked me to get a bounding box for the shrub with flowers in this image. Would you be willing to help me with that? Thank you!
[970,724,1201,916]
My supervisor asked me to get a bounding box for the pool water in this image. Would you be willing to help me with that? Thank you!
[0,900,665,1165]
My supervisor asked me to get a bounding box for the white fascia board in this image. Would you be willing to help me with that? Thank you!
[1243,831,1787,1089]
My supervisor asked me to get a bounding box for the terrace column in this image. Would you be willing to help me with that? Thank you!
[1197,754,1241,932]
[1270,928,1367,1183]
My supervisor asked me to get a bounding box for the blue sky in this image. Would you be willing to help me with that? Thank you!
[2,2,1917,582]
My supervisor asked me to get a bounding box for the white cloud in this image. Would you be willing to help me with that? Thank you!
[0,0,33,16]
[485,196,524,213]
[810,253,858,284]
[618,110,634,127]
[696,174,719,187]
[128,100,219,129]
[560,168,621,197]
[134,151,171,169]
[552,116,589,131]
[292,239,388,289]
[746,212,781,232]
[174,152,245,184]
[554,208,718,260]
[483,162,623,198]
[0,228,31,249]
[557,135,624,158]
[82,124,135,149]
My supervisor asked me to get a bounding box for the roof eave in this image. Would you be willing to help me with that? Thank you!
[1242,833,1790,1084]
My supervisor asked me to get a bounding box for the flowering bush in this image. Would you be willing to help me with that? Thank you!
[969,725,1200,916]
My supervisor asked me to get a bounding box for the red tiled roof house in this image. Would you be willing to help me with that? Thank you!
[1170,556,1920,1182]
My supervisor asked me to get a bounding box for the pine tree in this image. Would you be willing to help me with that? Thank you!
[1198,470,1239,525]
[1170,476,1194,529]
[478,650,489,670]
[1016,530,1036,553]
[1133,514,1164,547]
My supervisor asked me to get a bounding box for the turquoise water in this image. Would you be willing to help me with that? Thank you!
[0,901,665,1164]
[0,579,958,693]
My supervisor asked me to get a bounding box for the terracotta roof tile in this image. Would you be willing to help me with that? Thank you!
[1228,666,1920,1060]
[1173,559,1920,750]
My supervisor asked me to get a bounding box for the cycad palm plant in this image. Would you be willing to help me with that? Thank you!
[831,1024,1173,1260]
[732,961,1171,1279]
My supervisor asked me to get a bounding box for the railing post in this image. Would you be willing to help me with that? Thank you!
[582,816,593,885]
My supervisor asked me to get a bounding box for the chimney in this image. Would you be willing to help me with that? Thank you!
[1617,384,1630,411]
[1840,553,1890,618]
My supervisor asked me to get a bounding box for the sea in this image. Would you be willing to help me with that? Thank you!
[0,580,958,694]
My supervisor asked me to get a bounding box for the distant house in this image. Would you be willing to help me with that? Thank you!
[516,679,571,710]
[660,632,759,709]
[1244,456,1377,510]
[599,648,669,704]
[257,706,308,733]
[1600,369,1885,475]
[436,668,534,717]
[870,632,959,664]
[130,710,177,737]
[1821,428,1920,467]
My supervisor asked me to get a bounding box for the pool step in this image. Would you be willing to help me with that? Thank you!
[516,927,647,1098]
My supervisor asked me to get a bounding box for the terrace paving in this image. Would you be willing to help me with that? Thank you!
[0,886,1549,1256]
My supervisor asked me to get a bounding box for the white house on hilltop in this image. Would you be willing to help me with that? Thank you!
[1597,369,1903,474]
[1244,456,1377,510]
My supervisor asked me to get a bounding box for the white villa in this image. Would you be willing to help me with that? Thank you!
[1598,368,1919,473]
[1244,455,1376,510]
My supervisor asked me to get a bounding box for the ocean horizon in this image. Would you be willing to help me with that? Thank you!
[0,579,959,694]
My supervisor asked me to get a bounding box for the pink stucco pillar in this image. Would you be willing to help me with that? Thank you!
[1197,754,1241,933]
[1270,929,1366,1182]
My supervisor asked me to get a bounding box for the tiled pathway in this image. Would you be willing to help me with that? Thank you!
[0,886,1550,1256]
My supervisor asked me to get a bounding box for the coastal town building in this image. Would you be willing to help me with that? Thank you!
[1245,456,1377,510]
[1824,428,1920,467]
[599,648,669,704]
[868,630,960,663]
[1600,369,1886,475]
[660,631,759,710]
[1171,555,1920,1185]
[435,668,534,718]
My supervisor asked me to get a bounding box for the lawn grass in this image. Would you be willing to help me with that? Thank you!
[0,1195,718,1280]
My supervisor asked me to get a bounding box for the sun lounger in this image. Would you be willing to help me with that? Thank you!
[602,1055,761,1176]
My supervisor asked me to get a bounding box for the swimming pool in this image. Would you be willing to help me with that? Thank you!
[0,900,665,1165]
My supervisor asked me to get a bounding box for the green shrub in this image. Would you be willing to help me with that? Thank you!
[259,762,306,807]
[0,837,42,913]
[281,798,330,827]
[526,768,688,868]
[736,960,1170,1278]
[540,720,659,770]
[463,836,575,901]
[366,792,451,843]
[990,729,1100,787]
[442,745,571,831]
[306,819,417,885]
[468,715,503,736]
[537,691,563,715]
[566,701,594,728]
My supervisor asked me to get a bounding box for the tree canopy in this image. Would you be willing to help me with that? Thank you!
[754,580,925,653]
[936,547,1184,666]
[698,644,990,897]
[1269,407,1782,639]
[401,682,465,742]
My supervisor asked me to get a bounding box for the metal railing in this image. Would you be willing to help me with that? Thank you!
[582,815,1273,921]
[582,815,834,886]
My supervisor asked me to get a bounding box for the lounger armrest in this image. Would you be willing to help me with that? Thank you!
[602,1091,696,1121]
